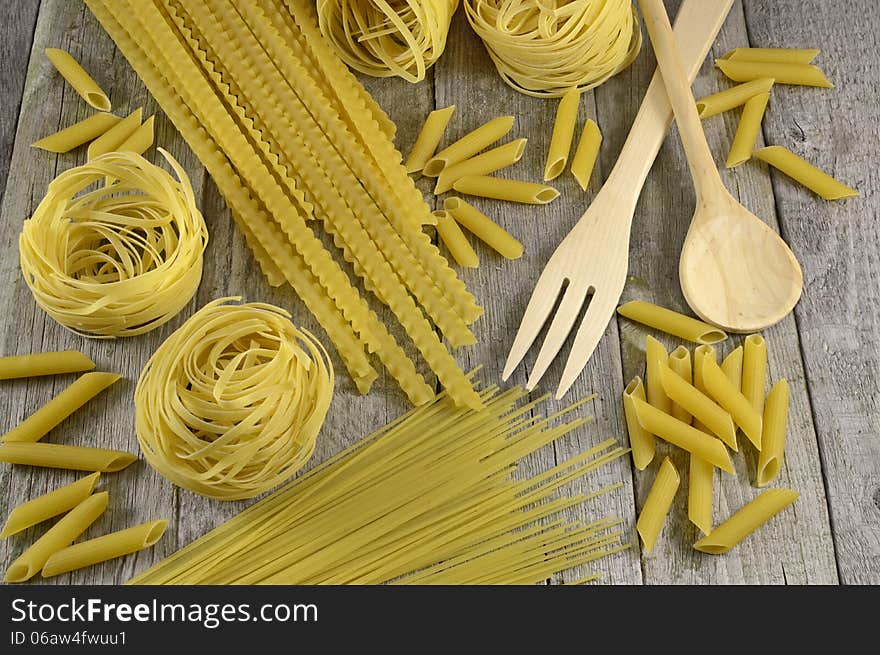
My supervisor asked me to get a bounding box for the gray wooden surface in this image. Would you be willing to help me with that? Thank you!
[0,0,876,585]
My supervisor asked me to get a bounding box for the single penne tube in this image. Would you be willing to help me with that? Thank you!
[117,115,155,155]
[659,365,737,450]
[3,372,121,442]
[617,300,727,344]
[742,334,768,417]
[622,377,654,471]
[694,488,799,554]
[631,397,734,473]
[692,345,717,432]
[715,59,832,87]
[753,145,858,200]
[86,107,143,160]
[720,346,744,392]
[443,197,523,259]
[636,457,679,554]
[0,472,101,538]
[757,380,790,487]
[434,138,527,193]
[4,492,109,583]
[0,442,136,473]
[31,113,120,153]
[404,105,455,173]
[695,77,774,119]
[645,336,672,415]
[667,346,693,425]
[544,88,580,181]
[570,119,602,190]
[701,357,763,449]
[434,211,478,268]
[42,519,168,578]
[45,48,111,111]
[423,115,515,176]
[688,455,714,535]
[726,91,771,168]
[0,351,95,380]
[722,47,820,64]
[452,175,559,205]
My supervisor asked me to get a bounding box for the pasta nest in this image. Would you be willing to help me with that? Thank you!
[464,0,642,97]
[135,297,334,500]
[317,0,459,82]
[19,149,208,337]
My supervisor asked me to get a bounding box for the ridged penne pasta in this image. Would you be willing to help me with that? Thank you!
[2,372,120,443]
[742,334,768,417]
[434,211,478,268]
[753,146,858,200]
[720,346,744,393]
[0,351,95,380]
[696,77,774,119]
[405,105,455,173]
[434,138,527,194]
[118,114,155,155]
[45,48,111,111]
[86,107,143,160]
[570,119,601,190]
[701,357,763,449]
[659,365,737,450]
[42,519,168,578]
[636,457,679,554]
[722,47,820,65]
[0,473,100,538]
[544,88,580,181]
[694,488,799,554]
[645,336,672,415]
[4,492,109,583]
[726,91,770,168]
[757,380,790,487]
[623,377,654,471]
[0,442,137,473]
[452,175,559,205]
[423,115,515,176]
[617,300,727,344]
[443,197,523,259]
[715,59,832,87]
[667,346,693,425]
[688,456,714,535]
[31,113,120,153]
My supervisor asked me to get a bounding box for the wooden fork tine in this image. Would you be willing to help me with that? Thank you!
[525,283,591,391]
[555,290,618,399]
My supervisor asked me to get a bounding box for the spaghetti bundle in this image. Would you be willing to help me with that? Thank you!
[464,0,642,97]
[135,298,334,500]
[19,150,207,337]
[317,0,459,82]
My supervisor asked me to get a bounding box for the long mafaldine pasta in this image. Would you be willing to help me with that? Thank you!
[617,300,728,344]
[0,351,95,380]
[42,519,168,578]
[623,377,654,471]
[31,113,120,153]
[452,175,559,204]
[688,455,714,535]
[694,488,798,554]
[544,89,580,181]
[726,92,770,168]
[3,372,120,442]
[667,346,693,425]
[720,345,744,392]
[753,146,858,200]
[757,380,790,487]
[86,107,143,160]
[742,334,768,416]
[645,336,672,415]
[570,119,602,190]
[715,59,832,87]
[636,457,679,554]
[701,357,763,449]
[721,48,820,65]
[0,473,100,538]
[659,364,737,450]
[434,139,527,194]
[118,114,155,155]
[45,48,111,111]
[0,443,136,473]
[5,492,109,583]
[695,77,774,119]
[423,115,516,176]
[405,105,456,173]
[443,197,523,259]
[434,211,479,269]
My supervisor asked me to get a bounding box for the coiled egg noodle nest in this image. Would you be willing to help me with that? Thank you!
[317,0,460,82]
[464,0,642,97]
[135,298,334,500]
[18,149,207,337]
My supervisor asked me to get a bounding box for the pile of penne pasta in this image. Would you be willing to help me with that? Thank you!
[617,300,799,555]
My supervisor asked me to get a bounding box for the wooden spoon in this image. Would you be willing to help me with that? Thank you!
[639,0,802,332]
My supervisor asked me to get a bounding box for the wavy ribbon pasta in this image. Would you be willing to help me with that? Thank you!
[135,298,334,500]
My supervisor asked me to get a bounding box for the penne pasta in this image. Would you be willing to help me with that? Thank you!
[667,346,693,425]
[636,457,679,554]
[742,334,768,417]
[31,113,120,153]
[757,380,790,487]
[0,350,95,380]
[692,345,716,431]
[42,519,168,578]
[434,139,527,194]
[701,357,763,449]
[715,59,832,88]
[86,107,143,160]
[696,77,774,119]
[443,197,523,259]
[688,455,714,535]
[452,175,559,205]
[645,336,672,415]
[544,88,580,181]
[726,91,770,168]
[5,492,109,583]
[45,48,111,111]
[117,114,155,155]
[0,442,137,473]
[623,377,654,471]
[570,119,602,190]
[2,372,121,443]
[694,488,799,554]
[720,346,744,393]
[721,47,820,65]
[659,364,737,450]
[753,146,858,200]
[405,105,456,173]
[0,472,100,538]
[423,115,515,176]
[617,300,727,344]
[434,211,478,268]
[631,397,734,473]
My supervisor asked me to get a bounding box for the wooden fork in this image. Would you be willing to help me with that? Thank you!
[502,0,735,399]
